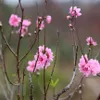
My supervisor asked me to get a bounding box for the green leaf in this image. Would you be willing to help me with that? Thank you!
[50,78,59,87]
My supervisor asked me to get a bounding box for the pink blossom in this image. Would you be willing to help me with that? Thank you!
[26,45,54,73]
[18,26,28,37]
[36,17,45,30]
[18,19,31,37]
[22,19,31,27]
[26,60,37,72]
[78,54,90,77]
[9,14,21,27]
[88,59,100,76]
[78,54,100,77]
[69,6,82,17]
[86,37,97,46]
[38,45,54,62]
[46,15,52,24]
[34,52,48,69]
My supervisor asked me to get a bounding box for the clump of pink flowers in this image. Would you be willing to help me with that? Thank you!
[69,6,82,18]
[78,54,100,77]
[27,45,54,72]
[36,15,52,30]
[9,14,31,37]
[66,6,82,20]
[19,19,31,37]
[86,37,97,46]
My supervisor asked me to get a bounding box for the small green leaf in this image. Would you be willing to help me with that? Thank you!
[50,78,59,87]
[53,79,59,87]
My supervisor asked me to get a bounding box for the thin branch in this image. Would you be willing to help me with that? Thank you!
[46,30,59,93]
[54,45,78,100]
[22,68,25,100]
[0,28,17,57]
[10,86,15,100]
[19,32,39,62]
[59,76,84,100]
[0,81,9,100]
[16,0,24,100]
[43,60,47,100]
[28,73,34,100]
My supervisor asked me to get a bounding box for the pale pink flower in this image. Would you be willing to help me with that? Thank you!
[46,15,52,24]
[78,54,100,77]
[18,19,31,37]
[27,60,37,72]
[22,19,31,27]
[38,45,54,62]
[88,59,100,76]
[27,45,54,73]
[78,54,90,77]
[86,37,97,46]
[18,26,28,37]
[9,14,21,27]
[69,6,82,17]
[34,52,48,69]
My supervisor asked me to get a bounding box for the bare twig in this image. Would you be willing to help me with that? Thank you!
[10,86,15,100]
[46,30,59,93]
[54,45,78,100]
[19,31,39,62]
[59,76,84,100]
[28,73,34,100]
[16,0,24,100]
[0,81,9,100]
[0,28,17,57]
[22,68,25,100]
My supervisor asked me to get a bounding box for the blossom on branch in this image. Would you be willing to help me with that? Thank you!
[19,19,31,37]
[27,60,36,72]
[36,15,52,30]
[86,37,97,46]
[78,54,100,77]
[69,6,82,18]
[22,19,31,27]
[9,14,21,27]
[26,45,54,72]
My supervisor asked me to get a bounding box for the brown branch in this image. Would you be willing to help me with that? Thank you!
[54,45,78,100]
[19,31,39,63]
[46,30,59,93]
[59,76,84,100]
[16,0,24,100]
[0,28,17,57]
[22,68,25,100]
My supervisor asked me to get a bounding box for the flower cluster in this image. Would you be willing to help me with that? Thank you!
[27,45,54,72]
[36,15,52,30]
[66,6,82,30]
[9,14,31,37]
[86,37,97,46]
[66,6,82,20]
[69,6,82,18]
[78,54,100,77]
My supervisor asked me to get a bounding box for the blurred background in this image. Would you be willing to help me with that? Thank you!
[0,0,100,100]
